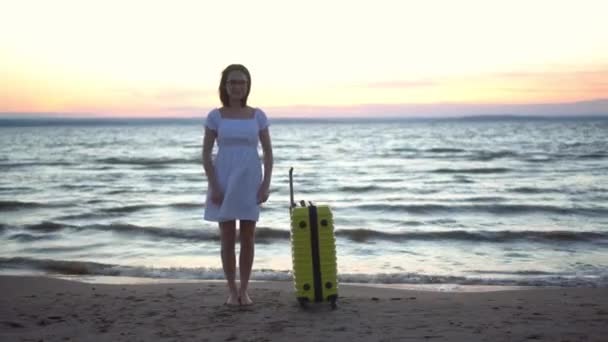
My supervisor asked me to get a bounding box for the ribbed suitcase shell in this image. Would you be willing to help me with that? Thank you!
[290,204,338,307]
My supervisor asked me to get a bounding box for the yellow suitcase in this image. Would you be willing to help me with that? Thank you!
[289,168,338,309]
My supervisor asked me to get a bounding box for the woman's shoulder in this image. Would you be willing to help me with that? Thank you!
[205,108,221,130]
[251,106,267,116]
[206,108,222,119]
[252,107,269,129]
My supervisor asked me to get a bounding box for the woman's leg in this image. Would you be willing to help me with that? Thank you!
[219,220,239,305]
[239,220,256,305]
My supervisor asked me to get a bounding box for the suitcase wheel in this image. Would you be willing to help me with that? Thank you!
[328,295,338,310]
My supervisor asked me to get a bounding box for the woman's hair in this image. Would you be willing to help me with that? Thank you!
[219,64,251,107]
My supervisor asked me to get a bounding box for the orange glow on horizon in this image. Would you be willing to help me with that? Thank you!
[1,0,607,117]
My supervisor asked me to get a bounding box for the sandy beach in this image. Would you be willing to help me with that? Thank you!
[0,276,606,341]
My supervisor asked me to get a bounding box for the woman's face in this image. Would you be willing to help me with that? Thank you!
[226,70,249,101]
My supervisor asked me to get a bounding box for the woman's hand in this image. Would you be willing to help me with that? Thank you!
[257,182,270,204]
[210,186,224,206]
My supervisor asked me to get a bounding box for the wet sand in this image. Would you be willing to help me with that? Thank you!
[1,275,607,341]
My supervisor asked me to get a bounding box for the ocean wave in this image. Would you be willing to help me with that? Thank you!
[378,217,430,227]
[455,196,507,203]
[511,186,603,195]
[8,233,57,242]
[57,184,100,190]
[183,175,205,182]
[0,257,123,276]
[101,204,161,213]
[469,270,556,275]
[256,227,291,240]
[168,202,203,209]
[1,257,605,287]
[0,186,34,192]
[56,202,203,216]
[294,156,318,161]
[95,157,198,167]
[523,155,556,162]
[428,218,458,225]
[21,243,109,254]
[508,187,560,194]
[0,257,285,280]
[0,200,46,211]
[425,148,466,153]
[13,221,218,241]
[391,147,418,153]
[55,212,107,220]
[338,272,608,287]
[337,185,383,193]
[86,223,219,241]
[469,150,519,161]
[520,152,608,162]
[0,200,70,211]
[576,152,607,160]
[24,222,66,232]
[105,189,133,195]
[409,188,442,194]
[390,149,520,161]
[0,161,73,169]
[9,221,608,246]
[335,229,608,244]
[432,167,512,174]
[452,176,475,184]
[346,203,608,216]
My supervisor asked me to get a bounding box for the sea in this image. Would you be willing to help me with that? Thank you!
[1,116,607,287]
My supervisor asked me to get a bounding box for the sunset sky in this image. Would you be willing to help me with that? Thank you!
[1,0,607,117]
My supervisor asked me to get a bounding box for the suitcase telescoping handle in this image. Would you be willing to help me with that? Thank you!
[289,167,312,210]
[289,167,295,210]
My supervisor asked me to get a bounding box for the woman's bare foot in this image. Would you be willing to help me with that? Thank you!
[224,293,240,306]
[239,291,253,306]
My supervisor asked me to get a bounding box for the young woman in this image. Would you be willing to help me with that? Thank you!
[202,64,273,306]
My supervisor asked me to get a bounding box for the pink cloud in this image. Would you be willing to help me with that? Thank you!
[492,67,608,80]
[266,99,608,118]
[363,80,438,88]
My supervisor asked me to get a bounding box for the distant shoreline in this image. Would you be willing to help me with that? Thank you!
[1,114,607,127]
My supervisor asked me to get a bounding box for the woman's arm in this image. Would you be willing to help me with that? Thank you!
[258,127,273,203]
[202,127,222,202]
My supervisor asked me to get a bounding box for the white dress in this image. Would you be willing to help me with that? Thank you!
[203,108,269,222]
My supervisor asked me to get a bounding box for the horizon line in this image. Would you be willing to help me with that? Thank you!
[1,114,608,123]
[1,98,607,119]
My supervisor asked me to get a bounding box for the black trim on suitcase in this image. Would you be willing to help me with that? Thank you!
[308,205,323,302]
